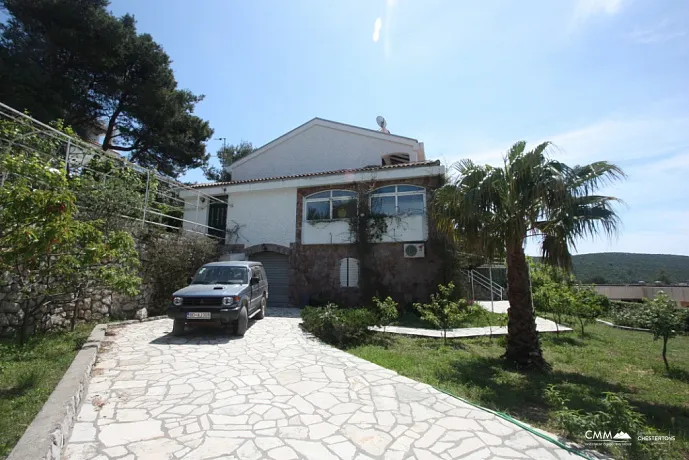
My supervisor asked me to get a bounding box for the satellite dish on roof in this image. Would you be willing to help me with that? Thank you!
[376,116,387,129]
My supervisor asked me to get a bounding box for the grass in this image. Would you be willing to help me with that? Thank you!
[396,305,508,329]
[0,325,94,459]
[348,323,689,458]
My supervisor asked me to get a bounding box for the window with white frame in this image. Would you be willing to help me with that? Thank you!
[340,258,359,288]
[304,190,357,221]
[370,185,425,216]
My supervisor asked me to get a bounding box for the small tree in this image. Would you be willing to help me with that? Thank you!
[370,296,399,332]
[647,291,686,371]
[56,224,141,330]
[570,286,608,335]
[531,264,575,334]
[414,282,469,344]
[0,121,141,342]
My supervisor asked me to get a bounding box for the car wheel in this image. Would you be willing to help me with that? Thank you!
[234,306,248,336]
[255,296,266,320]
[172,318,185,336]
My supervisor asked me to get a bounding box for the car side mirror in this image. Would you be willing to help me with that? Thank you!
[187,277,193,285]
[250,277,259,286]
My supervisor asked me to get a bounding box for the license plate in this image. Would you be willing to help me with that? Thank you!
[186,312,211,320]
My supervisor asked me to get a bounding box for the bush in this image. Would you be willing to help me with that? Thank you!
[370,296,399,331]
[301,304,376,347]
[610,301,655,329]
[545,385,672,459]
[144,232,219,314]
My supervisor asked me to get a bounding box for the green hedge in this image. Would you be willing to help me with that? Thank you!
[609,300,689,332]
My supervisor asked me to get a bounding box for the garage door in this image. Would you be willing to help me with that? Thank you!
[250,252,291,307]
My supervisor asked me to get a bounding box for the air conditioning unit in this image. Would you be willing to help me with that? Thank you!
[404,243,425,258]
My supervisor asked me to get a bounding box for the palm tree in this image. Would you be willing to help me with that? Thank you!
[434,141,625,368]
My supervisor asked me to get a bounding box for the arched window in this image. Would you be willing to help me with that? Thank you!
[305,190,357,221]
[370,185,425,216]
[340,258,359,287]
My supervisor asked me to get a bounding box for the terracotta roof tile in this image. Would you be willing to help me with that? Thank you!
[190,160,441,188]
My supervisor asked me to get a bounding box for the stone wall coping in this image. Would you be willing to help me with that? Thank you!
[7,316,168,460]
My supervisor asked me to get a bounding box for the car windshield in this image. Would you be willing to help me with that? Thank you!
[191,266,248,285]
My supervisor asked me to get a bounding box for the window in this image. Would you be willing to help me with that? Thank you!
[370,185,425,216]
[340,258,359,288]
[191,266,248,285]
[305,190,357,221]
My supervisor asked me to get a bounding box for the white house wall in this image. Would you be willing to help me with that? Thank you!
[182,200,210,234]
[231,124,419,181]
[301,215,426,245]
[302,220,352,245]
[227,188,297,248]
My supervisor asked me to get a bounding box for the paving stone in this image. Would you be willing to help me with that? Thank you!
[63,312,589,460]
[342,425,393,456]
[127,438,184,459]
[70,422,97,442]
[267,445,298,460]
[99,420,163,447]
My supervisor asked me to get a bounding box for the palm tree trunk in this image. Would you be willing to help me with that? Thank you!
[504,243,548,369]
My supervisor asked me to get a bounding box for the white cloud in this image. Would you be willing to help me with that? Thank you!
[372,17,382,43]
[432,114,689,256]
[630,20,686,44]
[572,0,623,27]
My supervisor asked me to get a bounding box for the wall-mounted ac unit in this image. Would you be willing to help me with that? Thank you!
[404,243,425,258]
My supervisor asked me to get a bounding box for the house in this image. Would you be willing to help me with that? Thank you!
[179,118,447,307]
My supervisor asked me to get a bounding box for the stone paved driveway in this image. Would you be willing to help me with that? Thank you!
[64,309,583,460]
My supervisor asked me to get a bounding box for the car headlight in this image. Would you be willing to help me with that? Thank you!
[173,297,183,306]
[222,296,241,306]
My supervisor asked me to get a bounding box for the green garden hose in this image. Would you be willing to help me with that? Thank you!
[432,385,593,460]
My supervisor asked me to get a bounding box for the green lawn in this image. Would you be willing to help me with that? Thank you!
[349,323,689,458]
[396,305,507,329]
[0,325,94,459]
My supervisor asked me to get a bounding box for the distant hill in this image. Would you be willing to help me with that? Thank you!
[572,253,689,284]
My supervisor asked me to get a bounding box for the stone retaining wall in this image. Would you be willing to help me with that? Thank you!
[0,230,220,337]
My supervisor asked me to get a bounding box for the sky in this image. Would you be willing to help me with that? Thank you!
[106,0,689,256]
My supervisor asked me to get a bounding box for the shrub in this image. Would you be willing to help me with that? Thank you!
[610,301,656,329]
[545,385,671,459]
[301,304,376,347]
[370,296,399,331]
[144,232,219,314]
[414,282,469,344]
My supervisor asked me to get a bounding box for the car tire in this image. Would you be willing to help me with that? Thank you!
[234,305,248,336]
[172,318,185,336]
[255,296,266,320]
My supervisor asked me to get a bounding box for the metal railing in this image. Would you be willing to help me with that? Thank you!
[0,101,226,241]
[463,268,505,301]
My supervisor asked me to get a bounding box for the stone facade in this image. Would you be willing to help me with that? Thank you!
[290,242,445,308]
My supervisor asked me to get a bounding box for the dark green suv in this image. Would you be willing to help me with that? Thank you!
[167,261,269,336]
